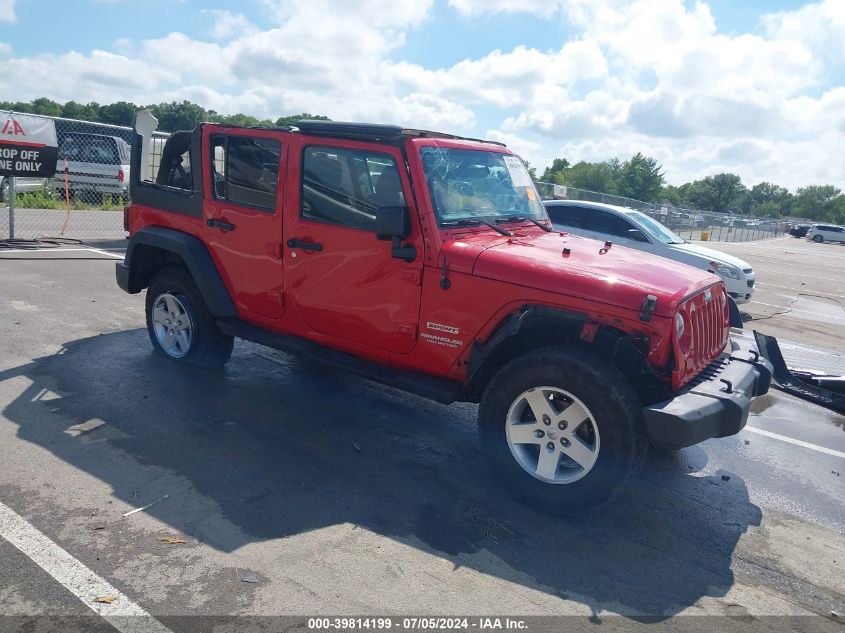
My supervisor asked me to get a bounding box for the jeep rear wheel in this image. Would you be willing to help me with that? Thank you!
[145,267,233,367]
[478,347,646,515]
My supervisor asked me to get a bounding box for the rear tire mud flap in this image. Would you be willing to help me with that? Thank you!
[754,330,845,414]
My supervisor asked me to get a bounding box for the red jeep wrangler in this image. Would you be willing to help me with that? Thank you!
[117,112,771,513]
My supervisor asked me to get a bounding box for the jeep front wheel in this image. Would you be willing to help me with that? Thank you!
[478,347,646,515]
[145,267,234,367]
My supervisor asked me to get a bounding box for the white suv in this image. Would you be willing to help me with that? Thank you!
[807,224,845,244]
[545,200,757,304]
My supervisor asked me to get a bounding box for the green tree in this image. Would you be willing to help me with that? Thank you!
[790,185,843,222]
[743,181,792,217]
[149,100,210,132]
[97,101,138,126]
[559,160,618,193]
[682,173,746,213]
[275,113,330,127]
[212,112,273,127]
[60,101,101,121]
[615,153,664,202]
[658,184,683,207]
[539,158,570,183]
[29,97,63,117]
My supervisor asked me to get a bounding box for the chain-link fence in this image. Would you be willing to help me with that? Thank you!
[0,113,168,242]
[535,182,789,242]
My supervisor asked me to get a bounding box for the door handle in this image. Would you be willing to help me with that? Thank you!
[287,238,323,252]
[207,218,235,232]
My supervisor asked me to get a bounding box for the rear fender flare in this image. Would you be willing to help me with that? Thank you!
[122,226,236,317]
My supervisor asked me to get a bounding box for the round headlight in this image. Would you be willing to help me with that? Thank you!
[675,312,685,339]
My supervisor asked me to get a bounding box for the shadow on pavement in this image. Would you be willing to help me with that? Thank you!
[0,329,762,619]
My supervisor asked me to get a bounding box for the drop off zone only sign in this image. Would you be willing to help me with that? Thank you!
[0,111,58,178]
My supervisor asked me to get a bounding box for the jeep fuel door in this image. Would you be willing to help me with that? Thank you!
[283,136,423,354]
[203,129,287,319]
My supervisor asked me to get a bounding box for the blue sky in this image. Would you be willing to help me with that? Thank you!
[0,0,842,189]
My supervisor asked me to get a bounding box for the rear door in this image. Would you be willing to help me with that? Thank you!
[282,136,424,353]
[203,129,287,320]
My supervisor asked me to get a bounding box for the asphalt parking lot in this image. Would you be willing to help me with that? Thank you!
[0,238,842,632]
[699,235,845,359]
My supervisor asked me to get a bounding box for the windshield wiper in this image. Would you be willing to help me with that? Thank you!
[441,218,512,236]
[497,215,552,232]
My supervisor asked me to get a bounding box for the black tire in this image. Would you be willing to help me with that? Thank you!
[145,266,234,367]
[813,235,823,243]
[478,347,647,515]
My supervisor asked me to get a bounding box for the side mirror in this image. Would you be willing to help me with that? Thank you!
[376,205,411,241]
[375,205,416,262]
[627,228,649,242]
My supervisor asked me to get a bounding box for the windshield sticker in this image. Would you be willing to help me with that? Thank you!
[503,155,533,188]
[526,188,537,201]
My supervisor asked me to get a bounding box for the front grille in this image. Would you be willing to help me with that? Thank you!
[676,285,730,388]
[686,357,728,389]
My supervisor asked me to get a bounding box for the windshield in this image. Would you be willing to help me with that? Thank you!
[420,146,546,226]
[628,211,685,244]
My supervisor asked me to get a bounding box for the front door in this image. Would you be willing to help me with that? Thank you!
[283,137,423,354]
[203,129,287,319]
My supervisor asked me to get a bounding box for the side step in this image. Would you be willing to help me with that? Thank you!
[217,318,463,405]
[754,330,845,414]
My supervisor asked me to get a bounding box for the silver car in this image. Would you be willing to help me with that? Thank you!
[0,176,49,202]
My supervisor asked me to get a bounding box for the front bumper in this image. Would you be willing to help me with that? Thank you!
[725,274,754,305]
[644,335,772,449]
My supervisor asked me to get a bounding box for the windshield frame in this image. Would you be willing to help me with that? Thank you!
[626,210,686,245]
[415,144,549,229]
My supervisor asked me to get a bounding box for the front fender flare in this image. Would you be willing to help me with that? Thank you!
[465,306,587,391]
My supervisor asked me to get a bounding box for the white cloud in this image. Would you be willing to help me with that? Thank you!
[0,0,15,23]
[0,0,841,191]
[0,41,11,57]
[204,10,257,40]
[763,0,845,60]
[445,0,843,189]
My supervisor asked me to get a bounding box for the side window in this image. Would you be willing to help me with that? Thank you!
[300,146,404,232]
[210,134,281,211]
[546,205,587,229]
[593,210,636,238]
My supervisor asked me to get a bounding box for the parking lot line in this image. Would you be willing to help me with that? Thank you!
[748,300,845,322]
[84,246,125,259]
[745,426,845,459]
[0,247,123,257]
[0,500,175,633]
[756,282,845,300]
